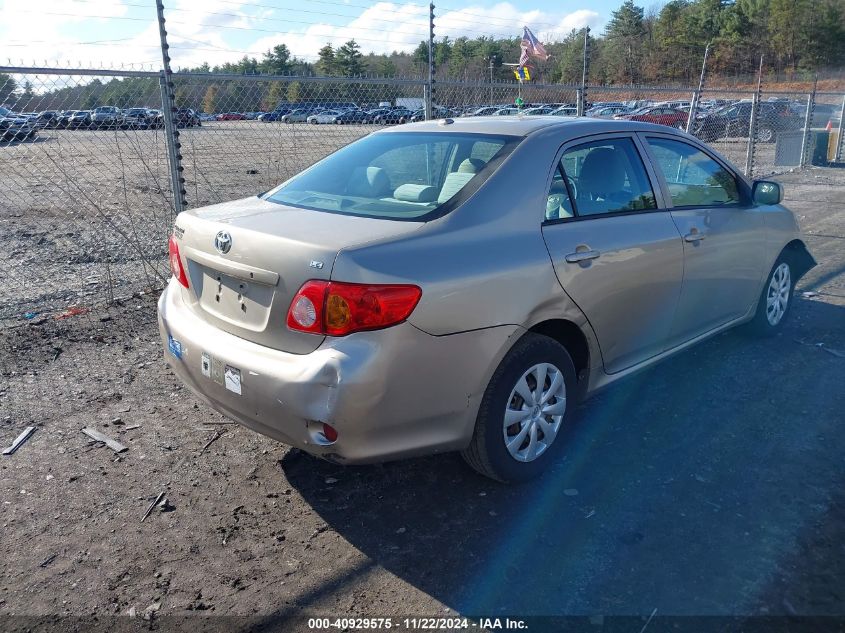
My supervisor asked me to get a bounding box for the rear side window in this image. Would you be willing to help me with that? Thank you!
[263,132,518,220]
[645,137,740,207]
[559,137,657,217]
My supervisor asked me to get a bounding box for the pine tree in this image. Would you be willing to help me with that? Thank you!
[336,40,366,76]
[604,0,648,84]
[260,44,294,75]
[316,44,337,76]
[0,73,17,105]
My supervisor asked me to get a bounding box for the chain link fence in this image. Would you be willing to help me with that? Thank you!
[2,67,844,319]
[2,66,844,328]
[1,65,844,430]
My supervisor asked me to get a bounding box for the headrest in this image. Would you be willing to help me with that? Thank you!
[458,158,484,173]
[579,148,626,193]
[393,184,438,203]
[347,166,391,197]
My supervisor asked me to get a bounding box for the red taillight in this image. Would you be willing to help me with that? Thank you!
[286,280,422,336]
[322,423,338,442]
[168,234,189,288]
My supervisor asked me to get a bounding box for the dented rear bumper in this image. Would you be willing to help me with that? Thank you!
[157,279,518,464]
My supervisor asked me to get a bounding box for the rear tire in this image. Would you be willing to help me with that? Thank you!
[746,254,794,336]
[462,333,578,483]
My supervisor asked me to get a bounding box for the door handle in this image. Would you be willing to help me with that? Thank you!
[684,228,706,243]
[565,249,601,263]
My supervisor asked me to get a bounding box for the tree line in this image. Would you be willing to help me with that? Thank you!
[181,0,844,85]
[1,0,842,113]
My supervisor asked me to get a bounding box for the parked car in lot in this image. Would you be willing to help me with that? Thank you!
[693,101,801,143]
[334,109,372,125]
[406,109,426,123]
[788,101,841,129]
[68,110,94,129]
[550,106,578,117]
[216,112,245,121]
[281,109,315,123]
[587,105,631,118]
[259,108,294,122]
[123,107,155,129]
[307,109,343,124]
[463,106,501,117]
[372,108,415,124]
[523,106,557,116]
[91,106,125,129]
[55,110,78,128]
[615,106,688,129]
[0,106,37,141]
[160,117,815,482]
[34,111,61,128]
[174,108,201,127]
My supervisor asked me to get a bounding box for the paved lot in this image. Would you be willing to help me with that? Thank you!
[0,164,843,631]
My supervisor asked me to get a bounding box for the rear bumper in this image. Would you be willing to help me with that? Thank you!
[158,280,518,464]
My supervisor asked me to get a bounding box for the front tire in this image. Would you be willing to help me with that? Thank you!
[462,333,578,483]
[747,255,794,336]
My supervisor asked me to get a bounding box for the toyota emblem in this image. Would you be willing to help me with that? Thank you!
[214,230,232,254]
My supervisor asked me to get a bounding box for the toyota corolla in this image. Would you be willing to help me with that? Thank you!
[159,117,815,482]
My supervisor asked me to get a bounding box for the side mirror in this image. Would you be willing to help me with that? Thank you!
[752,180,783,205]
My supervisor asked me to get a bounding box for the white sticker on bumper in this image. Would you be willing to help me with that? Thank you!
[224,365,242,395]
[201,352,211,378]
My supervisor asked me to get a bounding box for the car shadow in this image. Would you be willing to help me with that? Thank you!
[272,298,845,619]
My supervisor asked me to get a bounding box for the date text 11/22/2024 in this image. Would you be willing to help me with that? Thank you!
[306,617,528,630]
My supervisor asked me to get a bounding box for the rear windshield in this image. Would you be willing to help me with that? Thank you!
[263,132,519,220]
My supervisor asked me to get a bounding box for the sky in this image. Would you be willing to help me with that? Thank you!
[0,0,638,70]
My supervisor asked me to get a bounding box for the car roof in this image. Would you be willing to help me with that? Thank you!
[378,115,684,139]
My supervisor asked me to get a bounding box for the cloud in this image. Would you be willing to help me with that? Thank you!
[0,0,603,69]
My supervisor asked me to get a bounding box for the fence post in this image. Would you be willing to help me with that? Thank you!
[836,94,845,163]
[744,55,763,177]
[425,2,435,120]
[578,27,590,117]
[686,43,709,133]
[799,77,817,168]
[155,0,186,215]
[686,90,700,134]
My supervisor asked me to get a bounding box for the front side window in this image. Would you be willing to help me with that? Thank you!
[559,137,657,217]
[645,137,740,207]
[263,132,517,220]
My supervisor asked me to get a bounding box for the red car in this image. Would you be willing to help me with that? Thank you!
[615,106,688,129]
[216,112,245,121]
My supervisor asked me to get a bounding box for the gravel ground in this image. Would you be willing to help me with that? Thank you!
[0,147,843,631]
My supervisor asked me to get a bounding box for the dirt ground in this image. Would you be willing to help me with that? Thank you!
[1,151,844,630]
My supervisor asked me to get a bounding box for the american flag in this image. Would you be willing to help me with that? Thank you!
[519,26,549,67]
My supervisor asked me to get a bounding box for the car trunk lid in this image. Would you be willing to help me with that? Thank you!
[173,196,423,354]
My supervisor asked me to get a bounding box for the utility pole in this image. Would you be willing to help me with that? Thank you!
[155,0,186,215]
[426,2,435,120]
